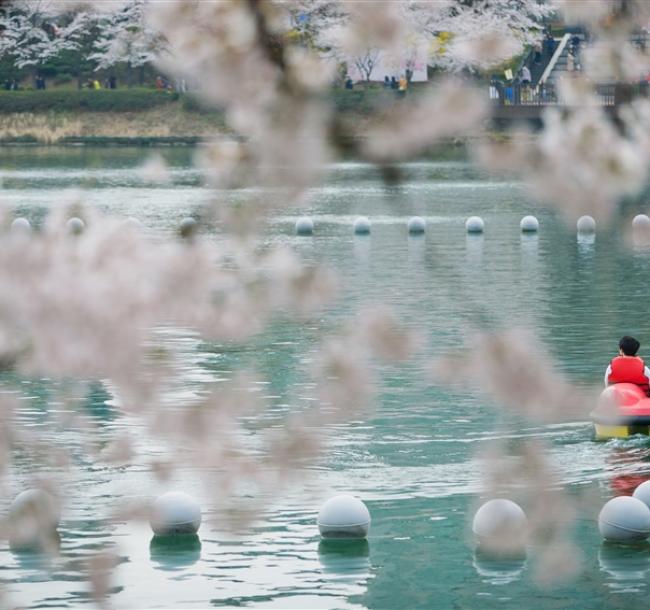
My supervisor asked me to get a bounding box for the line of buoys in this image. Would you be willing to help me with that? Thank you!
[179,217,198,239]
[632,214,650,230]
[353,216,371,235]
[66,217,85,235]
[598,496,650,542]
[408,216,426,234]
[633,481,650,507]
[11,217,31,233]
[520,215,539,233]
[318,495,371,539]
[472,499,528,553]
[577,215,596,234]
[465,216,484,234]
[295,216,314,235]
[150,492,202,536]
[9,489,60,551]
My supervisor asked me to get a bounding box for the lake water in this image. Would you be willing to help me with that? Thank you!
[1,146,650,608]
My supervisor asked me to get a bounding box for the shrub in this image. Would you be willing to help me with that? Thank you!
[0,89,179,113]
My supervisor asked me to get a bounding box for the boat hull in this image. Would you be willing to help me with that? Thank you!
[592,384,650,440]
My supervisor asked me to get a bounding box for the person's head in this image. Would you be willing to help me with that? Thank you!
[619,336,641,356]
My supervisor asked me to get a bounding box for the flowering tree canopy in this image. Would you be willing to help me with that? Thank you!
[0,0,91,69]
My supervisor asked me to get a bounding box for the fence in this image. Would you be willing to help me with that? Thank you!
[490,82,619,107]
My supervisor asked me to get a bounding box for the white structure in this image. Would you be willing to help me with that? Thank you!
[472,499,528,549]
[598,496,650,542]
[576,215,596,234]
[295,217,314,235]
[520,215,539,232]
[11,217,31,233]
[465,216,484,234]
[408,216,426,234]
[66,217,85,235]
[318,495,371,539]
[150,492,202,536]
[353,217,371,235]
[633,481,650,509]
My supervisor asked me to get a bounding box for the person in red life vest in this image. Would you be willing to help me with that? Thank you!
[604,336,650,395]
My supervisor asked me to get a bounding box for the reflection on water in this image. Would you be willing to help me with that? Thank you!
[473,547,527,585]
[150,534,202,571]
[599,542,650,593]
[318,539,371,576]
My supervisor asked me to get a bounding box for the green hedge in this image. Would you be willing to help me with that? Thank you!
[0,89,180,113]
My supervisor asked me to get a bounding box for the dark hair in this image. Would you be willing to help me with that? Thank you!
[620,336,641,356]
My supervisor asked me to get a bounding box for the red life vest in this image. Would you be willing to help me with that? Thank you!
[608,356,650,394]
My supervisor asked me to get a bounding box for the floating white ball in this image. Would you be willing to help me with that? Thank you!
[520,215,539,232]
[11,217,31,233]
[576,215,596,234]
[598,496,650,542]
[318,495,371,539]
[632,214,650,230]
[150,492,202,536]
[8,489,60,552]
[295,217,314,235]
[66,217,85,235]
[10,489,60,529]
[408,216,426,234]
[179,217,197,238]
[353,217,371,235]
[633,481,650,509]
[465,216,484,234]
[472,499,528,551]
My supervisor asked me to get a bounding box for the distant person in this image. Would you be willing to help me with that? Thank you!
[109,75,117,89]
[543,31,555,57]
[533,42,542,64]
[383,75,390,89]
[571,34,581,55]
[93,79,101,90]
[398,74,408,96]
[156,75,164,90]
[567,49,575,72]
[390,76,398,90]
[605,336,650,394]
[345,76,353,90]
[520,65,531,85]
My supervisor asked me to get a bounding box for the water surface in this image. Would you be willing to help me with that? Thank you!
[1,146,650,608]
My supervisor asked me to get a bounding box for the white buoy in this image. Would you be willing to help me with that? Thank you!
[520,216,539,232]
[318,495,371,539]
[295,217,314,236]
[11,217,31,233]
[472,499,528,551]
[633,481,650,509]
[179,217,197,238]
[632,214,650,230]
[353,217,371,235]
[408,216,426,234]
[598,496,650,542]
[465,216,484,234]
[10,489,60,528]
[577,215,596,234]
[66,217,85,235]
[150,492,202,536]
[9,489,60,550]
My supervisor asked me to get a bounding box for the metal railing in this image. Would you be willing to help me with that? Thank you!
[490,82,617,107]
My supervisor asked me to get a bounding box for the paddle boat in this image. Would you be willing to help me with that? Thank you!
[591,383,650,440]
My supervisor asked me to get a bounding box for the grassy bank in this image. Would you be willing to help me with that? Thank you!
[0,103,228,144]
[0,88,488,149]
